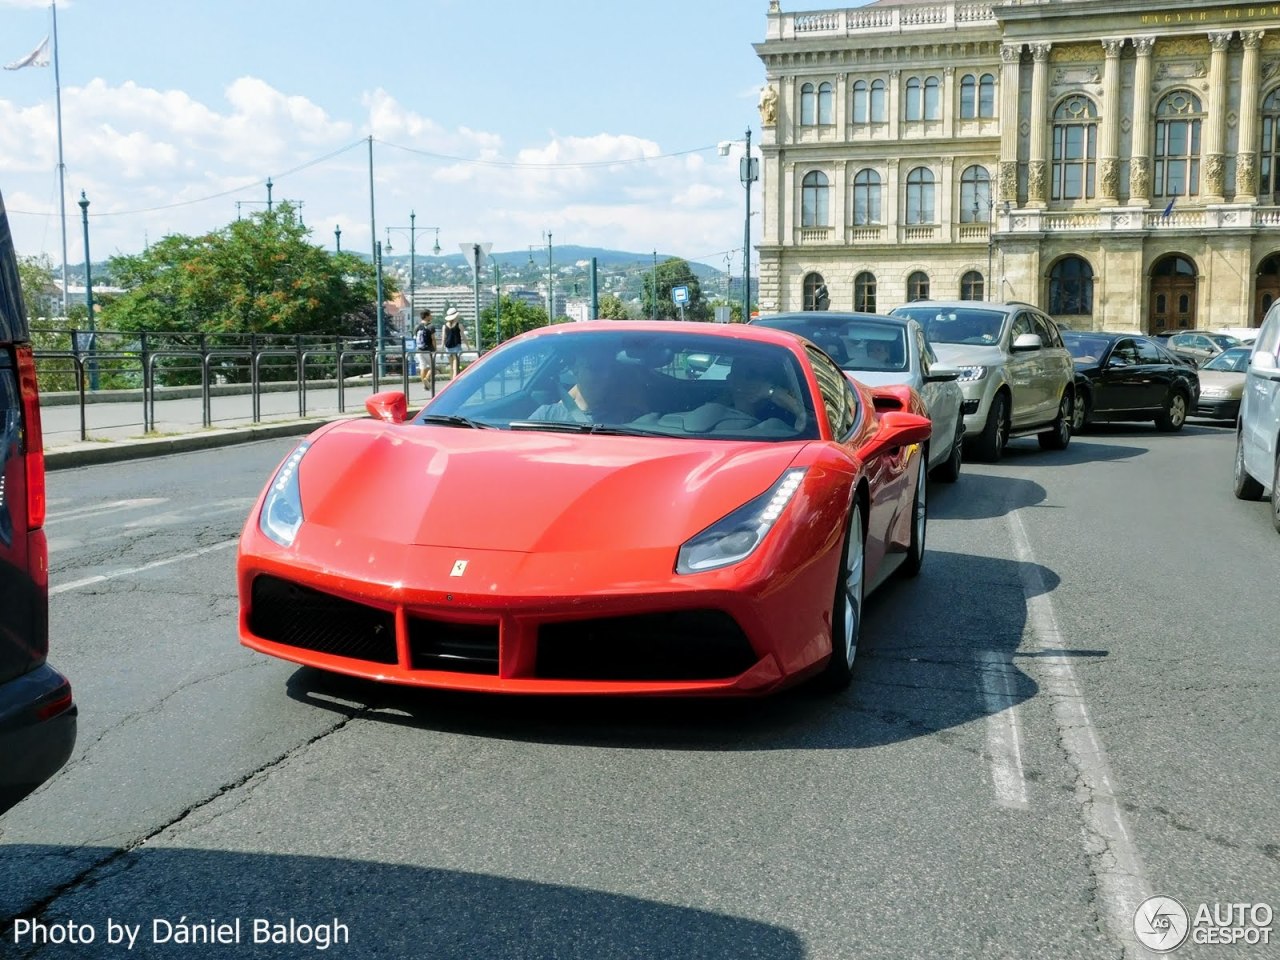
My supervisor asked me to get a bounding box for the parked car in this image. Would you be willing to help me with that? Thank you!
[238,322,936,695]
[889,301,1075,462]
[1194,345,1251,421]
[1233,303,1280,533]
[1061,331,1200,432]
[751,311,965,481]
[1159,330,1241,366]
[0,189,77,814]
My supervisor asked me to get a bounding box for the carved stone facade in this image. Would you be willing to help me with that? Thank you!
[756,0,1280,331]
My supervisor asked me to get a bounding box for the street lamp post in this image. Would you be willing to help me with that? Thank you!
[374,239,385,383]
[77,190,97,390]
[545,230,554,322]
[334,224,341,253]
[739,127,759,322]
[386,214,442,331]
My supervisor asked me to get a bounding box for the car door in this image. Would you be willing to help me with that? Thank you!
[1095,338,1149,413]
[1133,337,1175,409]
[912,322,956,469]
[1006,311,1042,427]
[1032,312,1072,417]
[1242,308,1280,478]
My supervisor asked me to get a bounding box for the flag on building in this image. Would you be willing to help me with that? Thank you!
[4,36,51,71]
[1162,197,1176,218]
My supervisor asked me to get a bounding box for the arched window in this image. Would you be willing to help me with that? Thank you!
[905,167,935,224]
[817,82,833,124]
[1261,88,1280,204]
[907,271,930,302]
[800,82,817,126]
[924,77,941,119]
[978,73,996,118]
[855,272,877,313]
[1155,91,1203,198]
[1052,95,1098,200]
[802,171,830,227]
[960,75,978,119]
[959,166,991,223]
[905,77,922,121]
[1049,256,1094,315]
[853,169,882,225]
[852,79,887,124]
[804,273,829,311]
[961,271,985,301]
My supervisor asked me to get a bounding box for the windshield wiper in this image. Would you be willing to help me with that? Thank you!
[508,420,669,437]
[419,414,492,429]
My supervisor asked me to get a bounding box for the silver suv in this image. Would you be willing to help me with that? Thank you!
[1232,301,1280,533]
[890,301,1075,462]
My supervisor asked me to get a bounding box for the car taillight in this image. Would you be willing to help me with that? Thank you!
[15,344,45,529]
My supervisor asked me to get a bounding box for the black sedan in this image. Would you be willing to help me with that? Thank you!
[1062,332,1200,432]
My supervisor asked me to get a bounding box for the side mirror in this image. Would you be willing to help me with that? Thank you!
[365,391,408,423]
[860,411,933,462]
[1011,333,1043,352]
[924,365,961,382]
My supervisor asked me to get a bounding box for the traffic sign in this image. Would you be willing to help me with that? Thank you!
[671,285,690,305]
[459,242,492,274]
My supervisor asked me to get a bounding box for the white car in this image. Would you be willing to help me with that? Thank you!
[752,312,966,481]
[1232,302,1280,533]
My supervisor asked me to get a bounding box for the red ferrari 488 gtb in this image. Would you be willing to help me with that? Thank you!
[238,322,932,696]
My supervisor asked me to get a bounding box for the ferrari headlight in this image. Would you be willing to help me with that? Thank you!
[676,468,807,574]
[259,441,310,547]
[956,365,988,383]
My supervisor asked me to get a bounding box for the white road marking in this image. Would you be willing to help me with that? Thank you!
[49,539,239,595]
[44,497,168,526]
[1008,510,1150,959]
[976,649,1029,810]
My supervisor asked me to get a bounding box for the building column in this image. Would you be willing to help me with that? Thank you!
[1128,36,1156,206]
[1098,39,1125,204]
[1027,42,1052,208]
[1204,30,1234,201]
[888,70,901,139]
[1236,31,1265,202]
[836,73,849,143]
[998,44,1022,206]
[943,66,956,139]
[886,158,900,244]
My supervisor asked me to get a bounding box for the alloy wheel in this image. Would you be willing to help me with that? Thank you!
[841,504,865,669]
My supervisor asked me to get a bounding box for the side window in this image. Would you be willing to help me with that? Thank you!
[1110,339,1139,365]
[1255,309,1280,358]
[806,345,857,437]
[1134,339,1164,364]
[914,326,931,375]
[1010,313,1034,342]
[1030,314,1056,347]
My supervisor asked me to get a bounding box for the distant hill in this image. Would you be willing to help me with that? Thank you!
[388,244,724,282]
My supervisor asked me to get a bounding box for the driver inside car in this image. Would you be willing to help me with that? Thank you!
[724,356,805,430]
[530,347,648,423]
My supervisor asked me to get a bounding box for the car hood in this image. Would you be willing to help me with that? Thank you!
[929,343,1005,367]
[1197,369,1245,395]
[842,369,913,389]
[294,420,803,552]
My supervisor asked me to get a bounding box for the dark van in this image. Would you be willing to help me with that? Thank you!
[0,187,76,814]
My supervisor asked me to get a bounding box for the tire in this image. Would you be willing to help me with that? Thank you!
[1038,391,1073,450]
[931,420,963,483]
[1071,390,1091,433]
[1272,453,1280,535]
[1155,390,1188,432]
[972,391,1009,463]
[816,501,865,692]
[1233,432,1265,501]
[900,457,927,578]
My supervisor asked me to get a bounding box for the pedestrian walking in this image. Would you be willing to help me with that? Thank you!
[442,307,465,379]
[413,309,436,386]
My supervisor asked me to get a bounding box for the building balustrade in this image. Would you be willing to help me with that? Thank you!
[798,227,831,243]
[774,2,996,40]
[903,225,940,241]
[956,224,990,242]
[849,226,886,242]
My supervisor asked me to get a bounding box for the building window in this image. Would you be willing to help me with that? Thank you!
[959,73,996,119]
[905,167,935,224]
[855,272,877,312]
[853,169,882,225]
[907,271,930,302]
[1049,256,1094,315]
[905,76,941,122]
[961,271,985,301]
[959,166,991,222]
[1262,88,1280,204]
[852,79,887,124]
[801,82,833,126]
[1154,91,1203,198]
[1052,95,1098,201]
[802,171,830,227]
[804,273,829,311]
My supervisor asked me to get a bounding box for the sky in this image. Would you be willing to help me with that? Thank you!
[0,0,789,276]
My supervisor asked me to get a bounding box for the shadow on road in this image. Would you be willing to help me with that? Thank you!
[284,552,1083,755]
[929,471,1046,520]
[0,846,803,960]
[996,435,1149,466]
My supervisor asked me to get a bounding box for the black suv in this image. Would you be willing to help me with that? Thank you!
[0,188,76,814]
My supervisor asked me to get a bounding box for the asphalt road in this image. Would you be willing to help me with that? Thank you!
[1,422,1276,959]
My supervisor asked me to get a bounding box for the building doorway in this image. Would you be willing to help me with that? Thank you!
[1148,255,1198,334]
[1256,255,1280,327]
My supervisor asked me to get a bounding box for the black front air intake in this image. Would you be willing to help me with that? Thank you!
[250,576,397,665]
[407,617,500,675]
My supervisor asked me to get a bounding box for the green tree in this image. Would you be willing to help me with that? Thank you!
[641,257,709,322]
[597,293,630,320]
[18,254,55,322]
[483,295,548,347]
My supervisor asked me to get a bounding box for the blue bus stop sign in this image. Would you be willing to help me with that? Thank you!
[671,285,690,305]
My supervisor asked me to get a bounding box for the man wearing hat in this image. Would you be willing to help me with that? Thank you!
[442,306,465,379]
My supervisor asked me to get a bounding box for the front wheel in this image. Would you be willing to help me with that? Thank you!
[1071,391,1091,433]
[815,502,865,692]
[900,457,927,578]
[1233,433,1265,501]
[931,419,963,483]
[1155,391,1188,432]
[972,392,1008,463]
[1038,392,1073,450]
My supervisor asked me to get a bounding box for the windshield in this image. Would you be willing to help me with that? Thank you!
[1208,334,1240,350]
[754,315,909,372]
[1062,334,1112,364]
[1202,346,1251,372]
[423,330,821,441]
[892,306,1007,346]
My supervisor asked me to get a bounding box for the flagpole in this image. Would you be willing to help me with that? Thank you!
[51,0,69,318]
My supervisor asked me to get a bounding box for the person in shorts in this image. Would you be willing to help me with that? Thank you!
[442,307,465,378]
[413,309,435,386]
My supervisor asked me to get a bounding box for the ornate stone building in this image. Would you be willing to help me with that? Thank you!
[754,0,1280,331]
